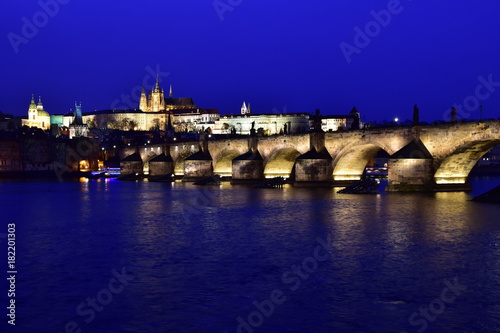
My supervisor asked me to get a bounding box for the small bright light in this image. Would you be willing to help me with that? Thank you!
[101,147,105,150]
[173,138,177,141]
[113,145,116,148]
[394,118,399,122]
[208,134,212,138]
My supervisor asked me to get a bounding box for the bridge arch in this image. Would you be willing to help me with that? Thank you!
[213,149,242,177]
[170,143,199,176]
[332,142,393,181]
[144,152,158,173]
[264,147,301,179]
[434,139,500,184]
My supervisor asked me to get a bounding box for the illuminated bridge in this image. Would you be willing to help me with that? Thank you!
[120,121,500,191]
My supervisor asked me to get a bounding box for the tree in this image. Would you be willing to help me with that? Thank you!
[87,118,97,129]
[120,118,130,131]
[150,118,161,131]
[128,120,138,131]
[107,119,120,130]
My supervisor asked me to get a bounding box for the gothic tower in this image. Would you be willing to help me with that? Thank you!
[241,101,251,115]
[139,86,148,111]
[74,102,83,125]
[149,75,165,112]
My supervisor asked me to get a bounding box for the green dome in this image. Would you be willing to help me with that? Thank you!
[37,110,49,117]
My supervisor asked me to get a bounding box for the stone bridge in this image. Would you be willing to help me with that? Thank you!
[119,121,500,191]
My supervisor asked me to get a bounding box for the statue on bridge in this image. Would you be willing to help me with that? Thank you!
[451,106,457,123]
[250,121,256,137]
[313,109,323,132]
[413,104,420,126]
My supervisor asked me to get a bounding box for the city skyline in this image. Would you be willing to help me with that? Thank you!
[2,1,500,122]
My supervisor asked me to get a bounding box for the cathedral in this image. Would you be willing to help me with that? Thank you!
[139,76,196,112]
[81,76,219,131]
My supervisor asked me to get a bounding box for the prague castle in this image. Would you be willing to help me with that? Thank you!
[81,77,219,131]
[19,76,360,135]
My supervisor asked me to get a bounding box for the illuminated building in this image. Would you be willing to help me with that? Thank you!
[22,95,51,130]
[69,102,88,139]
[82,77,219,131]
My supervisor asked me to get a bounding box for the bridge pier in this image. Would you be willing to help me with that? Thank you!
[386,139,434,192]
[183,150,213,181]
[231,150,265,184]
[231,138,264,184]
[149,153,174,176]
[183,137,213,181]
[293,131,334,187]
[120,152,143,175]
[293,149,333,187]
[432,182,473,192]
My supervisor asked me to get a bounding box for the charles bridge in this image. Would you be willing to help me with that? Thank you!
[118,121,500,191]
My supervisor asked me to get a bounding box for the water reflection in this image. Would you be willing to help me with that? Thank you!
[2,176,500,332]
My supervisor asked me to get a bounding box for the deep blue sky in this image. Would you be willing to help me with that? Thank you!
[2,0,500,123]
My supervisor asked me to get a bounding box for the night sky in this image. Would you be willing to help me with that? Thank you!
[2,0,500,123]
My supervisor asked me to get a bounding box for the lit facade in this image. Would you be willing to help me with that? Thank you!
[83,77,219,131]
[318,108,362,131]
[213,113,310,135]
[22,95,51,130]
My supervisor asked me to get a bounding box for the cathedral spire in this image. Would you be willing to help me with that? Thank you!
[241,101,249,115]
[154,74,161,92]
[139,86,148,111]
[169,84,173,98]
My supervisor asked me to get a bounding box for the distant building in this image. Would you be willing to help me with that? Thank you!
[213,112,310,135]
[0,140,21,172]
[241,102,251,115]
[83,77,219,131]
[489,145,500,164]
[22,95,51,130]
[50,114,73,128]
[69,102,88,139]
[476,145,500,166]
[316,107,363,131]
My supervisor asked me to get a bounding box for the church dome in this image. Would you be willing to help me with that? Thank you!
[37,110,49,117]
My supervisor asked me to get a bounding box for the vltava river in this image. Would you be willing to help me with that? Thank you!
[0,177,499,332]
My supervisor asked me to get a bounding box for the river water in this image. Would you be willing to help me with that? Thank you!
[0,177,500,333]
